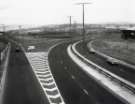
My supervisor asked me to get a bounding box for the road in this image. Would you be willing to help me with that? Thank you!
[2,42,49,104]
[76,42,135,85]
[2,37,129,104]
[48,42,124,104]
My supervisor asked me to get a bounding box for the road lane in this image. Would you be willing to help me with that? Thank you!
[70,43,135,104]
[48,43,124,104]
[77,41,135,86]
[2,43,49,104]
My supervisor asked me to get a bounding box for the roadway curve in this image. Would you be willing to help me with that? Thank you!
[48,42,124,104]
[87,41,135,84]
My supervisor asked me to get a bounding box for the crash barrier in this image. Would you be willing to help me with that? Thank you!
[0,43,11,93]
[67,41,135,104]
[1,43,10,62]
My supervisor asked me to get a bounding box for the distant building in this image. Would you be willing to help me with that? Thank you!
[121,28,135,39]
[0,32,5,35]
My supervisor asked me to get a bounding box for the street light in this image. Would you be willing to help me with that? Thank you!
[76,2,91,44]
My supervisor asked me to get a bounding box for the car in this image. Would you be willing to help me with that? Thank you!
[15,47,21,52]
[89,48,95,54]
[106,57,119,65]
[28,46,35,50]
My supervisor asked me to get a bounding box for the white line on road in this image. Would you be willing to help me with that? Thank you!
[25,52,65,104]
[67,43,135,104]
[71,75,75,80]
[83,89,89,95]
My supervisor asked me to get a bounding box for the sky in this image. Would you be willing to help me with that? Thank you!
[0,0,135,25]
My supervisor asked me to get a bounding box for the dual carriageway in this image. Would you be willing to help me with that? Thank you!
[1,37,135,104]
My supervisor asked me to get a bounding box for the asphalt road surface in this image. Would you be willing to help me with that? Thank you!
[2,42,49,104]
[76,42,135,85]
[2,38,127,104]
[48,42,124,104]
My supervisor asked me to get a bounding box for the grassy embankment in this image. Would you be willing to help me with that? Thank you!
[91,39,135,65]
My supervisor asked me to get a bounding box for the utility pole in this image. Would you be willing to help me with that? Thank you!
[18,25,22,35]
[76,2,91,44]
[0,24,6,35]
[73,21,77,33]
[1,24,6,32]
[68,16,72,36]
[19,25,22,30]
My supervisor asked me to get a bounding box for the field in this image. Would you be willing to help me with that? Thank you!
[12,35,66,52]
[91,39,135,65]
[7,25,135,65]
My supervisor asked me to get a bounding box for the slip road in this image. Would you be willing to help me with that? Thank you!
[48,42,124,104]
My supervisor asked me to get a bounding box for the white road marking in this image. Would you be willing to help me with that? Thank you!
[71,75,75,80]
[67,43,135,104]
[28,46,35,50]
[37,74,52,78]
[25,52,65,104]
[83,89,89,95]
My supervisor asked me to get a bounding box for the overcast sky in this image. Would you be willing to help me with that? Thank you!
[0,0,135,25]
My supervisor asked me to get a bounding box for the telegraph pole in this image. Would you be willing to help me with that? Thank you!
[0,24,6,35]
[1,24,6,32]
[19,25,22,30]
[18,25,22,35]
[76,2,91,43]
[68,16,72,36]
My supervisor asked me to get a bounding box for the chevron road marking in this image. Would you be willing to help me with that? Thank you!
[26,52,65,104]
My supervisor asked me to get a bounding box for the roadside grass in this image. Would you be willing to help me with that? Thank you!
[0,35,9,79]
[10,35,66,52]
[90,40,135,65]
[85,28,135,65]
[0,42,5,52]
[0,36,8,51]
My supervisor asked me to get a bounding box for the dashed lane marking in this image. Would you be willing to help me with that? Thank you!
[26,52,65,104]
[68,43,135,104]
[71,75,75,80]
[83,89,89,95]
